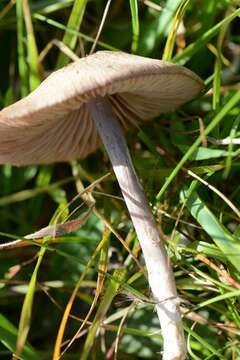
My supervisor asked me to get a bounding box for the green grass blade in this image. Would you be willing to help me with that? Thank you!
[16,243,48,357]
[156,90,240,201]
[16,0,29,96]
[212,49,221,113]
[184,324,226,360]
[22,0,41,90]
[80,268,127,360]
[129,0,139,53]
[33,0,74,15]
[212,11,230,134]
[0,314,39,360]
[0,177,74,206]
[223,115,240,179]
[139,0,181,55]
[182,188,240,270]
[56,0,88,68]
[173,7,240,65]
[177,145,238,160]
[195,289,240,310]
[33,13,117,51]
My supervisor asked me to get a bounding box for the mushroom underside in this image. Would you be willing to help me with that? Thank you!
[0,80,199,166]
[0,91,179,165]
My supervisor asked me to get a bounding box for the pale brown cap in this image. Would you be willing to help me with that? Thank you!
[0,51,203,165]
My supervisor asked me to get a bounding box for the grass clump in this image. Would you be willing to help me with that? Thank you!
[0,0,240,359]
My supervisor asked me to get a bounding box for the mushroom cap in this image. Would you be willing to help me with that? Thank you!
[0,51,203,165]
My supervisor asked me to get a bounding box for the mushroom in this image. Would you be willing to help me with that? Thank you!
[0,51,203,360]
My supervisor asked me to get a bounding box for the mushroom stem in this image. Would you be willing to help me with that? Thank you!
[88,96,186,360]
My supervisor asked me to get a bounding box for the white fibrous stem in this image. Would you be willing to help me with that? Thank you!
[88,96,186,360]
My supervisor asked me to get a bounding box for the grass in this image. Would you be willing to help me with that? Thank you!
[0,0,240,359]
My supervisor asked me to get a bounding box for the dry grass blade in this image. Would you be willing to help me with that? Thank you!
[25,206,93,239]
[53,228,110,359]
[89,0,112,55]
[59,229,110,358]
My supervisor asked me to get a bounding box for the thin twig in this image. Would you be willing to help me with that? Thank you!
[39,39,79,64]
[187,170,240,219]
[89,0,112,54]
